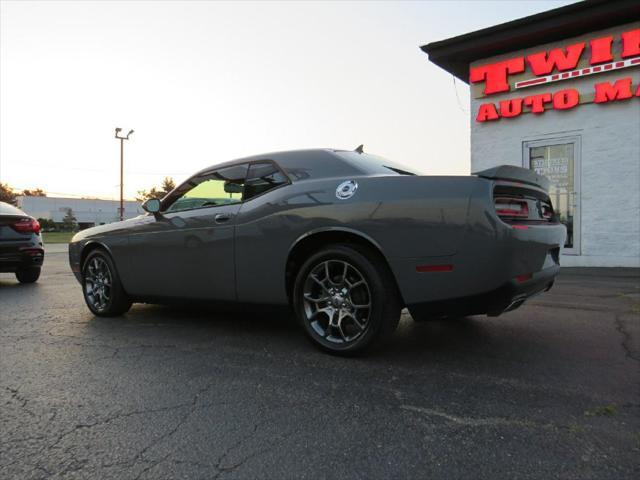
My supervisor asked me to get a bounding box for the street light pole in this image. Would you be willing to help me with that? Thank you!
[114,128,134,221]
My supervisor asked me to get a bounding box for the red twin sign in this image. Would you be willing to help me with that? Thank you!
[471,28,640,122]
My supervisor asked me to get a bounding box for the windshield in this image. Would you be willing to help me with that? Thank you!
[335,151,421,176]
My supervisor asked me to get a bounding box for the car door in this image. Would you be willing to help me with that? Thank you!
[234,161,292,304]
[124,163,248,301]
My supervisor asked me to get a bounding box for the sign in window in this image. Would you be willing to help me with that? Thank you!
[524,137,580,254]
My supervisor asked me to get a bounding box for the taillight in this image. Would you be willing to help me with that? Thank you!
[540,203,554,220]
[495,198,529,218]
[10,218,41,234]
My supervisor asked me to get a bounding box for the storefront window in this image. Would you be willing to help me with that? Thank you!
[524,138,580,254]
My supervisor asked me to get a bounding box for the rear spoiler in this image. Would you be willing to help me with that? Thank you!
[473,165,550,192]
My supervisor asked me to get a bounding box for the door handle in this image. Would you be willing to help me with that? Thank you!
[214,213,233,224]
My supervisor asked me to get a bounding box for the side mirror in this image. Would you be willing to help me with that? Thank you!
[142,198,161,214]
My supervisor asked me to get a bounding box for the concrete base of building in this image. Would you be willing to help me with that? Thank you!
[561,254,640,268]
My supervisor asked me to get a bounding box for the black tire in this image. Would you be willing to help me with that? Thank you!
[82,249,132,316]
[293,244,402,355]
[15,267,40,283]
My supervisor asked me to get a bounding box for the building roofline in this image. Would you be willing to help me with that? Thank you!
[420,0,640,83]
[16,195,141,203]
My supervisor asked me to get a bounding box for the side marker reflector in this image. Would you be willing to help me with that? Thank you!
[512,225,529,230]
[516,273,533,283]
[416,264,453,273]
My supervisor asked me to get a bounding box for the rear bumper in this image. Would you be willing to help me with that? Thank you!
[0,247,44,272]
[408,258,560,319]
[394,217,566,316]
[407,263,558,318]
[489,263,559,315]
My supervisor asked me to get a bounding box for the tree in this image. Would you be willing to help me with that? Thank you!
[136,177,176,202]
[160,177,176,193]
[62,208,78,232]
[0,183,17,205]
[37,218,56,231]
[21,188,47,197]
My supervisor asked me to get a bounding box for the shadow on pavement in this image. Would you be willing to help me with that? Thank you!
[82,301,496,362]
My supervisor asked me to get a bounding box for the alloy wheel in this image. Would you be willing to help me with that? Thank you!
[84,256,112,312]
[302,259,372,344]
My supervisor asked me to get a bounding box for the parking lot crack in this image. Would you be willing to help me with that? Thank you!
[211,408,321,479]
[211,420,265,478]
[118,382,219,478]
[614,314,639,363]
[3,386,37,418]
[5,386,27,408]
[44,387,217,457]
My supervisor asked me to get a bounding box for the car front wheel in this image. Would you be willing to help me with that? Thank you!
[82,250,132,316]
[293,244,401,355]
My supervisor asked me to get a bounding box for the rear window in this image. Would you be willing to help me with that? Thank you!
[0,202,24,215]
[335,151,421,176]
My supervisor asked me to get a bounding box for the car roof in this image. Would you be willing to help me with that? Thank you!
[195,148,408,182]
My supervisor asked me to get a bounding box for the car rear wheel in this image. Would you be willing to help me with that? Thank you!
[82,250,132,316]
[293,244,401,355]
[15,267,40,283]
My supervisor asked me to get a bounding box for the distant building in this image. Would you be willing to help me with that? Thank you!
[16,196,143,229]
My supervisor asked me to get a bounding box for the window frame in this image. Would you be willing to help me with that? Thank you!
[159,160,291,214]
[242,159,292,203]
[160,163,249,214]
[522,135,581,255]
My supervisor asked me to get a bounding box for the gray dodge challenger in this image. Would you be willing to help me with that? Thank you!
[69,148,566,354]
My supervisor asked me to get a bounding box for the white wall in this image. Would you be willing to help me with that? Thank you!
[470,23,640,267]
[17,196,143,225]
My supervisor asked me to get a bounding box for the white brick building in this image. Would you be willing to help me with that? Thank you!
[17,196,143,228]
[422,0,640,267]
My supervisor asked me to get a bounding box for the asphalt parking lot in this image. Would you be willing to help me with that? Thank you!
[1,248,639,479]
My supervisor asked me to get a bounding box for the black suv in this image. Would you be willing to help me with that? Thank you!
[0,201,44,283]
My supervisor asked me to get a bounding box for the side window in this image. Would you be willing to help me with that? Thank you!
[164,164,248,212]
[243,162,288,201]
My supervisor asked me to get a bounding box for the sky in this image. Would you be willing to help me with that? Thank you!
[0,0,576,200]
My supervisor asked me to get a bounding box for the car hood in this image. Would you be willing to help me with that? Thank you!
[71,215,147,242]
